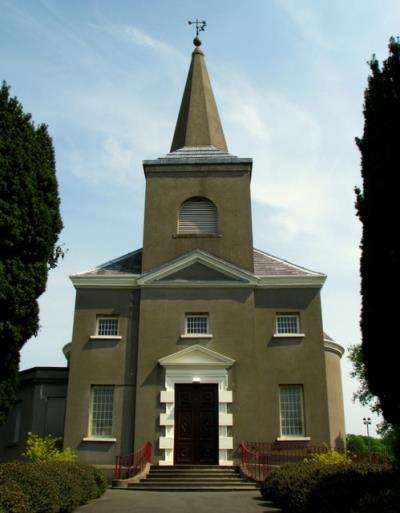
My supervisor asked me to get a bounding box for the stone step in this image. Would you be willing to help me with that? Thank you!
[116,465,258,492]
[126,484,258,491]
[148,471,239,477]
[144,478,248,484]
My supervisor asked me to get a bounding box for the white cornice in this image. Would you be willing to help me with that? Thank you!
[258,275,326,288]
[70,274,140,289]
[323,340,345,358]
[70,273,325,290]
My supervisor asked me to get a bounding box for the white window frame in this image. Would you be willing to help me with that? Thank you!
[84,385,116,442]
[90,317,122,340]
[180,314,213,339]
[278,384,309,440]
[274,313,304,338]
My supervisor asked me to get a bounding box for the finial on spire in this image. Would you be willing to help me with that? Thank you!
[188,19,206,47]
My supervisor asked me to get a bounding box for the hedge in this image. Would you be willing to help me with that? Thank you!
[356,479,400,513]
[261,462,395,513]
[0,461,107,513]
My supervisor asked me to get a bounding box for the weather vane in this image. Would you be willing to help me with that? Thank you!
[188,19,207,43]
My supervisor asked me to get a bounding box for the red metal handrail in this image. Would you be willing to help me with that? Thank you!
[240,441,328,482]
[115,441,152,480]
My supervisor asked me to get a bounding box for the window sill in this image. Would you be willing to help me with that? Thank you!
[273,333,305,338]
[89,335,122,340]
[173,233,222,238]
[276,437,310,442]
[180,334,213,339]
[82,437,117,443]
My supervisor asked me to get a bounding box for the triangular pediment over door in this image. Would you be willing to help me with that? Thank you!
[158,344,235,369]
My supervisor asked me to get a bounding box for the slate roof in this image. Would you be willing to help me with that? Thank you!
[252,249,322,277]
[76,248,323,279]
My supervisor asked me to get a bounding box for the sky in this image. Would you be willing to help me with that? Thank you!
[1,0,399,438]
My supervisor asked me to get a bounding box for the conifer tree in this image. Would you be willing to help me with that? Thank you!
[0,82,63,425]
[355,38,400,425]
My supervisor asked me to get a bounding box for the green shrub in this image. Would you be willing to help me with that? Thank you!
[0,461,107,513]
[356,479,400,513]
[23,432,77,463]
[0,462,59,513]
[0,481,30,513]
[40,463,82,513]
[306,463,394,513]
[260,461,324,513]
[261,461,395,513]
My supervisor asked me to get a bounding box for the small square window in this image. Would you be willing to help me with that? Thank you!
[186,315,209,335]
[97,318,119,336]
[276,314,300,334]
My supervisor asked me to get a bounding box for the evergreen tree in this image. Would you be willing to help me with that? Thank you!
[0,82,63,425]
[355,38,400,425]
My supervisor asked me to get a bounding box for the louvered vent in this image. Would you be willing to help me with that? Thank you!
[178,198,218,234]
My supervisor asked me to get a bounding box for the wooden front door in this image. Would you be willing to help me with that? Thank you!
[174,383,218,465]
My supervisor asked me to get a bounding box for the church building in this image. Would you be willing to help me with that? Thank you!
[0,37,345,473]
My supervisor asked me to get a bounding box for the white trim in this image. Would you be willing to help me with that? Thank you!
[159,344,235,369]
[323,340,345,357]
[158,347,235,466]
[82,437,117,442]
[258,276,326,287]
[70,274,139,288]
[89,335,122,340]
[273,333,305,339]
[70,273,325,289]
[276,437,311,442]
[180,334,213,339]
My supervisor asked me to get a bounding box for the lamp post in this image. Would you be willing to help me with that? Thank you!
[363,417,372,462]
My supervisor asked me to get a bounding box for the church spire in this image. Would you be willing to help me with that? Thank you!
[170,38,228,153]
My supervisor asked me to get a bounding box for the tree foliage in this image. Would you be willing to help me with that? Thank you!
[0,82,63,425]
[355,37,400,426]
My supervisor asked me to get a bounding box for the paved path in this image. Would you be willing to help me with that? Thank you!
[74,489,281,513]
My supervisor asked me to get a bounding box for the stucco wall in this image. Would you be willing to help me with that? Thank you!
[142,166,254,273]
[63,288,140,468]
[134,285,332,464]
[324,349,346,449]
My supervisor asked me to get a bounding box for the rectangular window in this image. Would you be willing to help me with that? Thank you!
[97,318,119,336]
[186,314,209,334]
[276,314,300,334]
[90,386,114,438]
[279,385,305,437]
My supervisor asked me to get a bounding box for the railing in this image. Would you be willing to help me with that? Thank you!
[240,441,328,482]
[115,441,152,480]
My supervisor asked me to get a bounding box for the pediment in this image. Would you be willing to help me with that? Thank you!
[137,250,257,287]
[157,262,246,282]
[159,344,235,368]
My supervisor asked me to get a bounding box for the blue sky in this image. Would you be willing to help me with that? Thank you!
[2,0,399,437]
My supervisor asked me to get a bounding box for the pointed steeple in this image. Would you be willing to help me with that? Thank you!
[170,40,228,152]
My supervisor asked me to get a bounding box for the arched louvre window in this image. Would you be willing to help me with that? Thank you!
[178,197,218,234]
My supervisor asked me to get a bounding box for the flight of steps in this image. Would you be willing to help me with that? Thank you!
[124,465,259,491]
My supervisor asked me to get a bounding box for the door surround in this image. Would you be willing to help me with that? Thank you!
[158,345,234,466]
